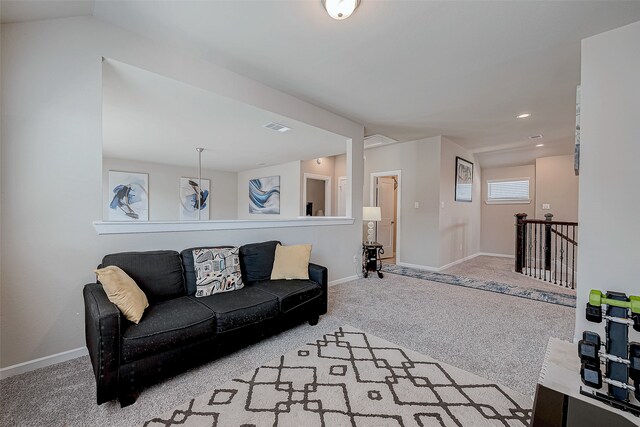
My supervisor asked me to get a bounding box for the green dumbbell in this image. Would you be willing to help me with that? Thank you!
[587,290,640,330]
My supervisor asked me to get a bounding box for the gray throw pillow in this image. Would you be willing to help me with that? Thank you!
[193,247,243,297]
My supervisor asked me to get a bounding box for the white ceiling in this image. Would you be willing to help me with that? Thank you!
[102,59,347,172]
[0,0,94,24]
[4,1,640,168]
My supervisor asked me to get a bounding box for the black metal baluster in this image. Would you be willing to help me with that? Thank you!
[572,225,576,289]
[561,225,566,287]
[554,225,558,285]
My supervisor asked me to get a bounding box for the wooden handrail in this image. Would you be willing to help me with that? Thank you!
[551,228,578,246]
[521,219,578,226]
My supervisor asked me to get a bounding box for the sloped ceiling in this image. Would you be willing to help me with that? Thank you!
[4,1,640,167]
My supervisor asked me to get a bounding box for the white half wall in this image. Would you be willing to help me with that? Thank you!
[576,20,640,340]
[0,16,364,369]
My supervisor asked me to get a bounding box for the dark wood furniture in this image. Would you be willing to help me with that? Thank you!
[362,242,384,278]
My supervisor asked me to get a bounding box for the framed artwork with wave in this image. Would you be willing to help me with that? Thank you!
[249,176,280,214]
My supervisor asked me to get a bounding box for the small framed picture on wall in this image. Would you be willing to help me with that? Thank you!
[455,156,473,202]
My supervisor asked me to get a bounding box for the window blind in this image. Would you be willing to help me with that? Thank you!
[487,179,529,201]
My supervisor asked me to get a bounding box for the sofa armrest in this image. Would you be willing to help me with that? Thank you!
[83,283,121,404]
[308,263,328,315]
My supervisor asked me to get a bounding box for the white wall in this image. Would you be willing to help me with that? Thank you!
[439,137,481,266]
[237,161,301,219]
[576,21,640,340]
[103,157,238,220]
[364,137,442,267]
[0,16,364,369]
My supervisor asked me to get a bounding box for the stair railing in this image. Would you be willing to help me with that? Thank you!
[515,213,578,289]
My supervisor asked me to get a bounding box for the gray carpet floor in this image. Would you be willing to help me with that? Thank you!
[0,274,575,427]
[441,255,576,296]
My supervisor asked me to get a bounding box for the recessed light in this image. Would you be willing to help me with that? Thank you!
[528,134,543,140]
[517,113,531,119]
[536,144,544,147]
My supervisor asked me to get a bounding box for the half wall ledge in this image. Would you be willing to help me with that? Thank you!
[93,217,356,235]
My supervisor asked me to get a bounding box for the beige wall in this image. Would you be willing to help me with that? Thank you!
[480,165,536,256]
[535,155,579,222]
[439,138,481,266]
[103,157,238,220]
[576,21,640,341]
[363,137,442,267]
[0,17,364,369]
[305,178,326,216]
[237,161,301,219]
[301,156,337,215]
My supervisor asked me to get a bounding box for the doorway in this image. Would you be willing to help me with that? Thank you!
[303,173,332,216]
[370,171,401,263]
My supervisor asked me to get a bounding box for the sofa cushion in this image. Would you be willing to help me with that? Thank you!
[94,265,148,324]
[253,279,322,314]
[191,287,278,333]
[271,244,312,280]
[101,250,184,303]
[121,296,215,363]
[181,246,235,296]
[239,241,280,283]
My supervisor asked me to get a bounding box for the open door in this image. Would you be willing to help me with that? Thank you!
[375,176,397,259]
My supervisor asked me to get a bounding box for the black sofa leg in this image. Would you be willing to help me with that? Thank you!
[309,315,319,326]
[119,390,139,408]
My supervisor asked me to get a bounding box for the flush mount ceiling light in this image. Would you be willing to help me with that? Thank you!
[536,144,544,147]
[322,0,361,20]
[516,113,532,119]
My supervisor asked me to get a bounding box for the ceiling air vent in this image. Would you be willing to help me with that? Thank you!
[528,134,543,140]
[263,122,291,132]
[364,134,397,149]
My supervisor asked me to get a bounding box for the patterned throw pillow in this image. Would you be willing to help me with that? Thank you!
[193,247,243,297]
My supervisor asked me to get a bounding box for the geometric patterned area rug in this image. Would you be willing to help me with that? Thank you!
[144,327,532,426]
[382,264,576,308]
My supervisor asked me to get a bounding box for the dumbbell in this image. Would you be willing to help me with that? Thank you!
[586,290,640,331]
[631,343,640,400]
[579,331,603,389]
[578,331,601,362]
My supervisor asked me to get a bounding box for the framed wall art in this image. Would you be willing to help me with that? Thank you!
[455,157,473,202]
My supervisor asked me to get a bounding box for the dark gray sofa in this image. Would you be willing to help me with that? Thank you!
[83,241,327,407]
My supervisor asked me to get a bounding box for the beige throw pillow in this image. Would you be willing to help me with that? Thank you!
[95,266,149,324]
[271,244,312,280]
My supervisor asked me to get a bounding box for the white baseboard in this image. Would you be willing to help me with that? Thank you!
[328,275,359,287]
[397,253,481,273]
[0,346,88,380]
[396,262,440,272]
[438,253,481,270]
[478,252,515,258]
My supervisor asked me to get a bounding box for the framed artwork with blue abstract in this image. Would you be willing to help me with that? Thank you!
[108,171,149,221]
[179,177,210,220]
[249,176,280,214]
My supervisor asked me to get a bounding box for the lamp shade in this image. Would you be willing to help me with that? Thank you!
[363,206,382,221]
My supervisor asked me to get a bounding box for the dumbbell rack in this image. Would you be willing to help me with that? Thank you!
[579,290,640,417]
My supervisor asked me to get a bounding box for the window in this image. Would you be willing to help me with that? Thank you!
[486,178,530,204]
